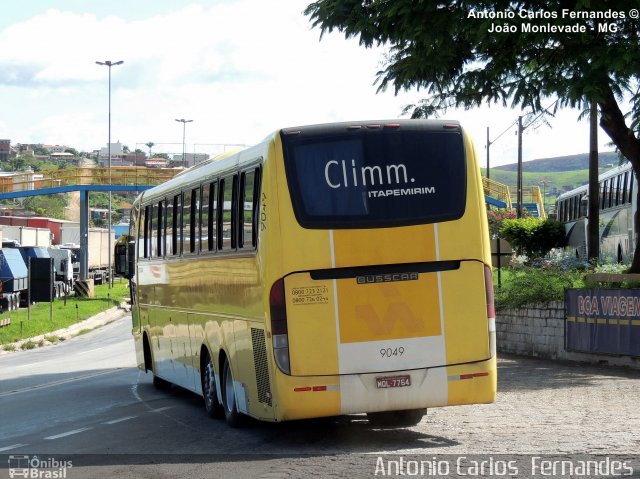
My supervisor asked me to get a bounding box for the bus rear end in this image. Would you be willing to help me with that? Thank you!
[268,120,496,423]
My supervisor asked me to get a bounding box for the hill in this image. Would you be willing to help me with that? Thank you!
[492,151,622,172]
[482,151,628,209]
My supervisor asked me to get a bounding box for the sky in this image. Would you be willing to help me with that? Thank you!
[0,0,620,167]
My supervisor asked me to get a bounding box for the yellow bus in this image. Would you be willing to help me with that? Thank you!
[117,119,497,428]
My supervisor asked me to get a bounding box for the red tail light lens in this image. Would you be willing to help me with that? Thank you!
[270,277,290,374]
[484,265,495,318]
[269,278,287,334]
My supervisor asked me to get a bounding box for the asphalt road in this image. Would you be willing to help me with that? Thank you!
[1,316,639,479]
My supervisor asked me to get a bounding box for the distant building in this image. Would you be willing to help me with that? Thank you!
[172,152,209,168]
[145,157,170,168]
[43,144,67,154]
[97,142,135,166]
[0,139,10,162]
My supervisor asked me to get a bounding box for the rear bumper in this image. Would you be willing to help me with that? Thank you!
[273,354,497,422]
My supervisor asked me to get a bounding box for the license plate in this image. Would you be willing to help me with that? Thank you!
[376,375,411,389]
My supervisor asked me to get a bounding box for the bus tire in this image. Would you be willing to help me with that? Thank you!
[221,358,245,427]
[201,351,224,419]
[367,408,426,428]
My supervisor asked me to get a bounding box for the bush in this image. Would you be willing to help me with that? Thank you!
[487,209,517,238]
[496,267,584,310]
[500,217,566,260]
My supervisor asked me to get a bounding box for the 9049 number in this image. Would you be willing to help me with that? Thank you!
[380,347,405,358]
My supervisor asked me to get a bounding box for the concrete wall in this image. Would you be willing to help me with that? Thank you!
[496,301,640,369]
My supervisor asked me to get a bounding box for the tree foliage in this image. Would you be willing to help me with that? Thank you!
[305,0,640,269]
[500,217,566,259]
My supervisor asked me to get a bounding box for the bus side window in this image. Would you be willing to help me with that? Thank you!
[144,205,151,258]
[166,197,174,256]
[231,174,238,249]
[252,167,262,248]
[150,203,158,257]
[191,187,198,253]
[239,169,258,249]
[201,181,216,252]
[219,175,238,250]
[174,193,182,255]
[158,200,164,257]
[217,178,226,250]
[138,206,146,259]
[568,197,573,221]
[183,189,192,254]
[608,178,614,208]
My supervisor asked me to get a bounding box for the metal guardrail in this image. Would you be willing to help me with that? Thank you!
[0,167,182,194]
[482,177,546,218]
[482,177,512,209]
[516,186,546,218]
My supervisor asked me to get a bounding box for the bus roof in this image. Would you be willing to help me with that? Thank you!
[556,162,631,201]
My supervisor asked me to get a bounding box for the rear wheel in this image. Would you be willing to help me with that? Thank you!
[201,352,224,419]
[221,358,245,427]
[367,408,426,428]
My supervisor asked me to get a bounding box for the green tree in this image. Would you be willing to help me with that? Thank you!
[500,217,566,260]
[23,194,67,219]
[305,0,640,270]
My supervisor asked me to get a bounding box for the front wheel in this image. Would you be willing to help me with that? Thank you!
[202,353,224,419]
[367,408,426,428]
[221,358,245,427]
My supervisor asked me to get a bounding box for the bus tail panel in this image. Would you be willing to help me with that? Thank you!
[285,260,490,377]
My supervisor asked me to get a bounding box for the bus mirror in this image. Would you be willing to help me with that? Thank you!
[127,241,135,279]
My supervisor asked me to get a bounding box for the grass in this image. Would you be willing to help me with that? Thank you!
[0,279,129,345]
[494,266,585,310]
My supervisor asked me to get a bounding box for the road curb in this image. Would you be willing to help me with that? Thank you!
[0,302,131,355]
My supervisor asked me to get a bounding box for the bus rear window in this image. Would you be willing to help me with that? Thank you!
[282,128,466,228]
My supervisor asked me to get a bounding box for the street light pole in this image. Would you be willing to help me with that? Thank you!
[175,119,193,167]
[96,59,124,289]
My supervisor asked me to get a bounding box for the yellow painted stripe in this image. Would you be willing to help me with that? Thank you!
[568,317,640,326]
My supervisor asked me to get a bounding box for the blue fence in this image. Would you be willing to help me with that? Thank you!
[565,289,640,357]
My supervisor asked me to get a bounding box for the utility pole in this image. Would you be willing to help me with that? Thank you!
[486,126,490,179]
[96,59,124,289]
[517,116,523,218]
[588,100,600,260]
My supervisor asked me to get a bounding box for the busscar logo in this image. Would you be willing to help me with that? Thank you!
[356,272,419,285]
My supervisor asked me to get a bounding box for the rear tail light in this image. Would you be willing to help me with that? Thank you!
[484,265,495,318]
[270,278,290,374]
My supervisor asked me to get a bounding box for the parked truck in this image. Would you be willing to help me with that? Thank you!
[47,247,74,295]
[60,227,112,285]
[2,226,51,247]
[0,248,27,311]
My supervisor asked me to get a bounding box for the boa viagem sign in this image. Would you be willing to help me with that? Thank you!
[565,288,640,357]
